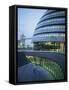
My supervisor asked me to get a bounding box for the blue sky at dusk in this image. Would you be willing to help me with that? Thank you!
[18,8,46,46]
[18,8,46,39]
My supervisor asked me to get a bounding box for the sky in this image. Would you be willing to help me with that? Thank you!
[18,8,46,46]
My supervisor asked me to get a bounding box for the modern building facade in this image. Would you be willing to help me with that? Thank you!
[32,10,65,52]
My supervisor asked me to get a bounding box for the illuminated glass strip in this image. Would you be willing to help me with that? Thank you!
[34,26,65,35]
[36,18,65,30]
[32,34,65,42]
[33,33,65,38]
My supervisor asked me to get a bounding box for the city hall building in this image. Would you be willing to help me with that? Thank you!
[32,10,65,52]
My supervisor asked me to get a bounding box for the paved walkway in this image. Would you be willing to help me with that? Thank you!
[18,63,54,82]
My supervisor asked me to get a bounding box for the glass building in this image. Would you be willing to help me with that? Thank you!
[32,10,65,52]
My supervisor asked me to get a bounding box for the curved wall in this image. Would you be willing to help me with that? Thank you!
[32,10,65,42]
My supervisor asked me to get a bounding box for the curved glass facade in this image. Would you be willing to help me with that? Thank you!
[38,11,65,24]
[32,10,65,52]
